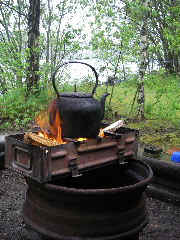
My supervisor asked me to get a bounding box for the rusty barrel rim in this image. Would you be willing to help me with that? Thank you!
[23,215,146,240]
[44,160,153,195]
[23,159,152,239]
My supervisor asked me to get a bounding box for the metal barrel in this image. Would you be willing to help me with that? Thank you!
[23,160,153,240]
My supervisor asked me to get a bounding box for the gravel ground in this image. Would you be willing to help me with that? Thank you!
[0,169,180,240]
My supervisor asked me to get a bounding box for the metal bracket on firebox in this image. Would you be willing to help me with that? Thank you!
[117,151,128,166]
[68,158,82,177]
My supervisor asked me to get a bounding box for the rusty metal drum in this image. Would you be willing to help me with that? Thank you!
[23,160,153,240]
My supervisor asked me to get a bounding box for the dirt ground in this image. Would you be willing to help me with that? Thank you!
[0,169,180,240]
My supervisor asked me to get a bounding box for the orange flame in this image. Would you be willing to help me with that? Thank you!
[35,99,105,145]
[35,100,65,144]
[98,128,105,138]
[49,102,63,143]
[35,110,50,137]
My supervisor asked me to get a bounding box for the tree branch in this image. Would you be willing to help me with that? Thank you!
[0,2,27,18]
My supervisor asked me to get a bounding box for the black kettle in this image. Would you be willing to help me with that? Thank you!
[49,61,109,139]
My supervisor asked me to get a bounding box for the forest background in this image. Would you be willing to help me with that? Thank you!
[0,0,180,151]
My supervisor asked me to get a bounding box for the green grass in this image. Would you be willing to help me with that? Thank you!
[94,73,180,125]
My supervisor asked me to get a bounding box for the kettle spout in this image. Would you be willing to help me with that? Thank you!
[100,93,110,120]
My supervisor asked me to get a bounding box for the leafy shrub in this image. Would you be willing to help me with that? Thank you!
[0,87,52,130]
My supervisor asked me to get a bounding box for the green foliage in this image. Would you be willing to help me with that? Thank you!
[104,104,114,120]
[90,0,139,80]
[94,72,180,127]
[0,41,29,90]
[0,0,180,134]
[143,73,180,124]
[0,87,51,130]
[90,0,180,75]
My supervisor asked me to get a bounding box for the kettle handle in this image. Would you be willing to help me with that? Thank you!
[51,61,99,97]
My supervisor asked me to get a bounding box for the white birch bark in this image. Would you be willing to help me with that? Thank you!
[137,0,150,120]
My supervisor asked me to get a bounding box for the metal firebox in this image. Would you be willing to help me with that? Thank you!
[5,127,138,183]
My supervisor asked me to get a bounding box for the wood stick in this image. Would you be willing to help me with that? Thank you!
[103,120,124,133]
[24,132,59,146]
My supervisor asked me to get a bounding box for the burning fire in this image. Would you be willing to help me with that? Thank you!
[35,100,105,145]
[98,128,105,138]
[35,106,65,144]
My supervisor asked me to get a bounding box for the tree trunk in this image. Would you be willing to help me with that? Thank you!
[137,0,150,120]
[46,0,52,64]
[26,0,40,94]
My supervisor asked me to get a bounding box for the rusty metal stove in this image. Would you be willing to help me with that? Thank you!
[5,127,138,183]
[4,126,153,240]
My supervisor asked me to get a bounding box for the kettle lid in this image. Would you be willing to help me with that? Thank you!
[60,92,92,98]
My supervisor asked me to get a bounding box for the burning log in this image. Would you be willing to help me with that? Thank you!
[24,132,59,147]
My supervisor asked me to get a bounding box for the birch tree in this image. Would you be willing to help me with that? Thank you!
[123,0,150,119]
[136,0,150,120]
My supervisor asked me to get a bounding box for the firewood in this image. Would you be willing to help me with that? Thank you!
[103,120,124,133]
[24,132,59,147]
